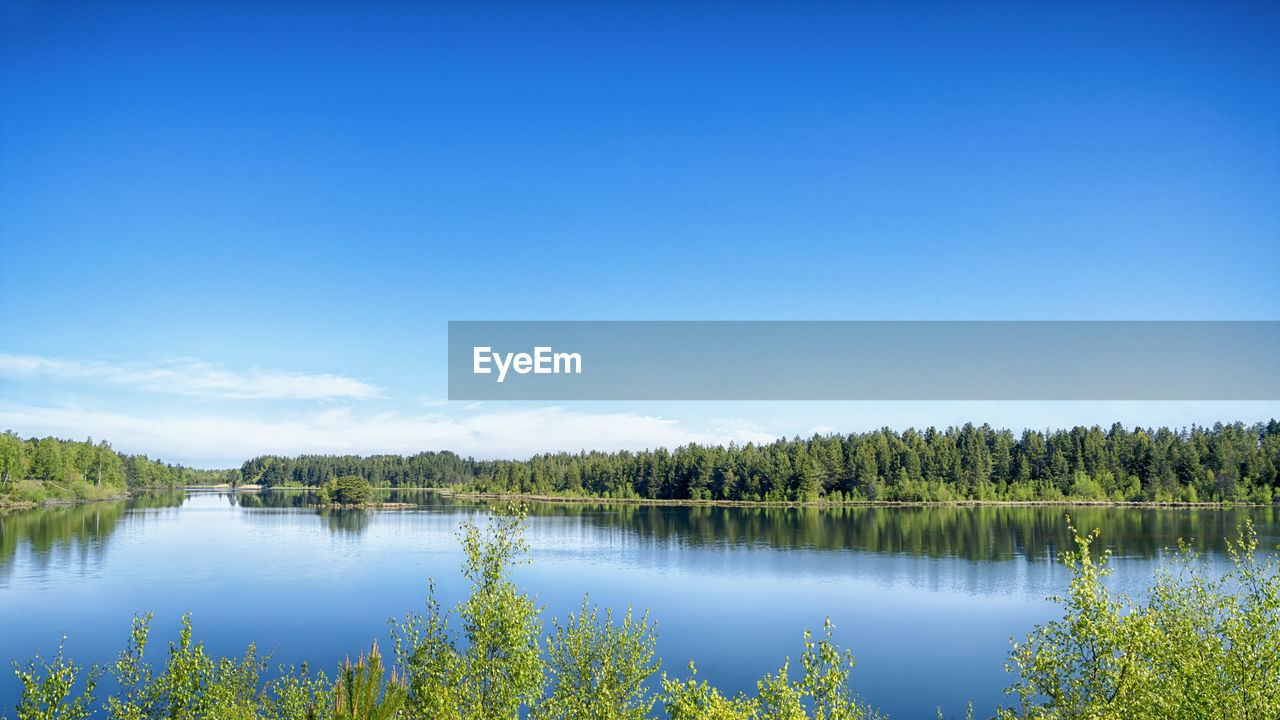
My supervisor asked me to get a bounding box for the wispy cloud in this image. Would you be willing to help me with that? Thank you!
[0,352,381,400]
[0,404,779,467]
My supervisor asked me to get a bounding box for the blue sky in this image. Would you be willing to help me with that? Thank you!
[2,2,1278,467]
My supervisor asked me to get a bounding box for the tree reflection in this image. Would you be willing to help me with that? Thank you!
[504,502,1280,562]
[0,490,186,580]
[3,491,1276,578]
[319,507,371,535]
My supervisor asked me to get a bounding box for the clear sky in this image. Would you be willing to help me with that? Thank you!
[2,2,1278,467]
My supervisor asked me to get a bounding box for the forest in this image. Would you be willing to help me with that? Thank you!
[0,432,230,504]
[7,421,1279,507]
[239,421,1280,504]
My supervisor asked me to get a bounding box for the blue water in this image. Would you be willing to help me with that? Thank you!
[2,490,1276,718]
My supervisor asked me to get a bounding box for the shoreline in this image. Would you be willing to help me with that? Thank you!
[0,483,192,509]
[310,501,417,509]
[433,488,1275,510]
[0,492,131,510]
[7,486,1270,511]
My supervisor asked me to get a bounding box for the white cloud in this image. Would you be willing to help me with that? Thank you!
[0,404,778,467]
[0,352,381,400]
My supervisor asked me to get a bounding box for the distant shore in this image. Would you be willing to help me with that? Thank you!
[433,487,1273,510]
[10,485,1267,511]
[310,501,417,509]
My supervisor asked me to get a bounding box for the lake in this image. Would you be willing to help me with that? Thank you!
[2,490,1277,717]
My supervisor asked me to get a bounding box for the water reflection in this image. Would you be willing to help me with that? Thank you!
[448,500,1280,562]
[232,489,418,535]
[0,489,185,583]
[2,490,1277,720]
[235,488,436,509]
[320,507,372,534]
[128,489,188,510]
[3,491,1277,583]
[232,489,312,509]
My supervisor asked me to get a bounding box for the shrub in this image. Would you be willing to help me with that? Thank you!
[390,506,545,719]
[1000,518,1280,720]
[11,636,99,720]
[533,600,659,720]
[1066,472,1103,501]
[661,618,882,720]
[108,613,331,718]
[1250,484,1274,505]
[320,476,374,506]
[9,480,47,503]
[330,641,407,720]
[11,614,330,720]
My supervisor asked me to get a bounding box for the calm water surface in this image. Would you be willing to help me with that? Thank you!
[2,490,1277,718]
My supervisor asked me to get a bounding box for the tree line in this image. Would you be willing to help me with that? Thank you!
[238,451,476,489]
[0,432,230,503]
[240,421,1280,504]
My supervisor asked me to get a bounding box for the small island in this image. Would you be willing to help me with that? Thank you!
[312,475,412,508]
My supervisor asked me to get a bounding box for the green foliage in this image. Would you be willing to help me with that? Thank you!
[240,421,1280,505]
[10,609,330,717]
[533,599,659,720]
[10,636,99,720]
[659,664,762,720]
[331,641,407,720]
[320,476,375,505]
[662,619,882,720]
[388,507,666,720]
[1001,518,1280,720]
[9,613,330,720]
[0,433,227,503]
[9,420,1280,503]
[8,480,48,503]
[29,438,67,483]
[0,432,23,487]
[391,506,544,719]
[105,612,329,719]
[1065,472,1104,501]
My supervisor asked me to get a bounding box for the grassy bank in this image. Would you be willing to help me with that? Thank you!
[0,478,129,508]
